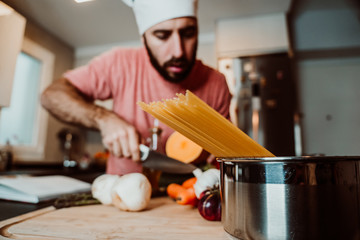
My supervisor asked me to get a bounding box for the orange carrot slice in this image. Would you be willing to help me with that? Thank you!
[167,183,185,199]
[167,182,197,206]
[166,131,203,163]
[176,187,197,206]
[182,177,197,189]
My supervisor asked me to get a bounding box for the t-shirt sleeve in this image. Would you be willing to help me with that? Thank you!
[63,49,117,100]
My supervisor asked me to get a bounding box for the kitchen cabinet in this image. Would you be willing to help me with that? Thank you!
[0,3,26,107]
[216,12,291,58]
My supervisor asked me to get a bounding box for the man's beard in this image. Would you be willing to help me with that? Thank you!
[144,37,197,83]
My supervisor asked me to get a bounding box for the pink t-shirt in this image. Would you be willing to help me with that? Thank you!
[64,46,231,175]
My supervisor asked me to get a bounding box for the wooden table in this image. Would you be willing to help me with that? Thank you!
[0,197,231,240]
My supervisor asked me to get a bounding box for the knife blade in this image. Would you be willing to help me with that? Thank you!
[139,144,197,174]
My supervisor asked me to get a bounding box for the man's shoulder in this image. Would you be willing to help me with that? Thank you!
[195,60,225,79]
[90,46,149,70]
[104,46,147,59]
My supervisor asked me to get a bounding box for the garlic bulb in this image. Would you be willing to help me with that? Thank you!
[111,173,152,211]
[193,168,220,199]
[91,174,120,205]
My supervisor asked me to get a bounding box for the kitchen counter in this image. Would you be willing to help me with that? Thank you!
[0,196,229,240]
[0,163,105,221]
[0,162,105,182]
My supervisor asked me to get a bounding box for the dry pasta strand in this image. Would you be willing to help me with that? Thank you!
[137,90,274,157]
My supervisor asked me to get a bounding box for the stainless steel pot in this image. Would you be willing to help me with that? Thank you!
[218,156,360,240]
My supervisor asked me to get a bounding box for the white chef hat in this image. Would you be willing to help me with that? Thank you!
[122,0,198,35]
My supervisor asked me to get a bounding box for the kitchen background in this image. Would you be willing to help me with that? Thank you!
[0,0,360,165]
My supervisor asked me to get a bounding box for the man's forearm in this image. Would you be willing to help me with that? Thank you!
[41,77,141,161]
[41,77,111,130]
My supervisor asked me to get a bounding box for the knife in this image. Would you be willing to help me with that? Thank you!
[139,144,197,174]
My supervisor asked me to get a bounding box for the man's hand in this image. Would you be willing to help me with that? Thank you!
[97,113,140,161]
[41,77,141,161]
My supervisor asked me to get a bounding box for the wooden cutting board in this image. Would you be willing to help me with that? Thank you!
[0,197,230,240]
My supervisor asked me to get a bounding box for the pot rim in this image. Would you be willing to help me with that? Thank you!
[217,155,360,163]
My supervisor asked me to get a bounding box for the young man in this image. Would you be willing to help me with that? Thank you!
[41,0,231,175]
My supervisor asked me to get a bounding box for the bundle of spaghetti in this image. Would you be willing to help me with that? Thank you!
[138,90,274,157]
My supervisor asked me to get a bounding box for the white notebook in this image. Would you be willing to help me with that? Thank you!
[0,175,91,204]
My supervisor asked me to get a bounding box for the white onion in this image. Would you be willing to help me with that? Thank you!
[91,174,120,205]
[111,173,152,211]
[193,169,220,198]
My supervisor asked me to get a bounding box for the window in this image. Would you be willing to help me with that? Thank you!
[0,37,54,161]
[0,52,41,145]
